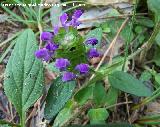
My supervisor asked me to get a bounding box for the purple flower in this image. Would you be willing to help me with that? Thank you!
[60,10,83,28]
[55,58,70,70]
[88,48,100,58]
[75,63,89,74]
[62,72,76,82]
[41,32,53,42]
[35,48,52,61]
[85,37,98,46]
[45,42,59,51]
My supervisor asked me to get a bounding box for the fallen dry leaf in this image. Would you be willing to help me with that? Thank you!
[87,0,133,5]
[145,102,160,115]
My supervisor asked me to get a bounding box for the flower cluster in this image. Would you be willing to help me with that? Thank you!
[35,10,100,82]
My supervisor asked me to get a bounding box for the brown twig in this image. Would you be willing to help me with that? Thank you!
[38,22,43,49]
[105,101,133,109]
[125,93,131,123]
[79,13,147,23]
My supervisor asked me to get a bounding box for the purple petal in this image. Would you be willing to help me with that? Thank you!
[55,58,70,70]
[69,19,81,28]
[69,10,83,28]
[45,42,59,51]
[35,48,51,61]
[60,13,68,27]
[41,32,53,42]
[75,63,89,74]
[62,72,76,82]
[54,25,59,35]
[85,37,98,46]
[72,10,83,19]
[88,48,100,58]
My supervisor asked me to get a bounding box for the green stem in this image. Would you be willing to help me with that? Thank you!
[139,21,160,64]
[20,111,26,127]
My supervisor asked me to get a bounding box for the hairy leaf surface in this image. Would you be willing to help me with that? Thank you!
[4,29,44,117]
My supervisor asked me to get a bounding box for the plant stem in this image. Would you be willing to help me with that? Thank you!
[139,21,160,64]
[21,111,26,127]
[0,120,20,127]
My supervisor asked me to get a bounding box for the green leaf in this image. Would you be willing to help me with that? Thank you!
[4,29,44,121]
[87,108,109,124]
[105,87,119,107]
[147,0,160,22]
[101,23,111,33]
[74,85,94,105]
[154,73,160,86]
[108,71,152,97]
[135,26,143,34]
[135,17,154,28]
[101,19,134,42]
[93,82,107,106]
[140,71,152,82]
[155,32,160,47]
[85,28,103,47]
[153,47,160,66]
[44,77,76,119]
[53,100,76,127]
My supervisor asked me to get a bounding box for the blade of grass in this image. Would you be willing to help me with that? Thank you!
[0,119,20,127]
[1,5,24,22]
[0,40,16,63]
[136,115,160,125]
[0,31,21,47]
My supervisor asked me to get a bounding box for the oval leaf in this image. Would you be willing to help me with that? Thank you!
[4,29,44,117]
[108,71,152,97]
[93,82,107,106]
[44,77,76,119]
[87,108,109,125]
